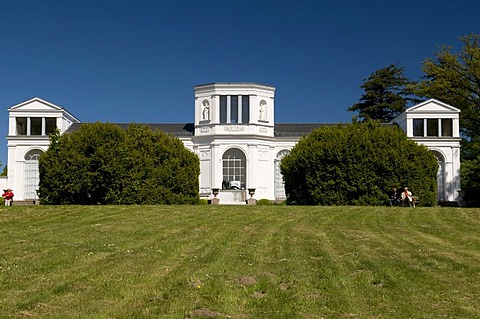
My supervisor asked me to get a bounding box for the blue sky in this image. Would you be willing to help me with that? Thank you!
[1,0,479,167]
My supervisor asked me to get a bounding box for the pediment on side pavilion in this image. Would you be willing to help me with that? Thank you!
[8,97,64,112]
[405,99,460,114]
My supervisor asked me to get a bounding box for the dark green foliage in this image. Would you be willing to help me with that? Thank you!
[281,122,438,206]
[198,199,208,205]
[415,34,480,142]
[460,159,480,205]
[256,199,272,205]
[39,123,199,205]
[348,64,419,122]
[0,165,6,176]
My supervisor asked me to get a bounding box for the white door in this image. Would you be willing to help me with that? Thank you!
[24,150,43,199]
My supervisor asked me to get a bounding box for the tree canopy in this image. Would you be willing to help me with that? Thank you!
[348,64,418,122]
[280,122,438,206]
[414,34,480,145]
[39,123,200,205]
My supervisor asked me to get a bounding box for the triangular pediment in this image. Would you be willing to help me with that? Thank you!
[8,97,64,112]
[405,99,460,114]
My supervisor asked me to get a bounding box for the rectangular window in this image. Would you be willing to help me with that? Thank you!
[220,96,227,124]
[242,96,249,123]
[45,118,57,135]
[413,119,424,136]
[230,95,238,124]
[31,117,42,135]
[441,119,453,137]
[16,117,27,135]
[427,119,438,137]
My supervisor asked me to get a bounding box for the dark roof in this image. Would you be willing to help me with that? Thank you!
[65,122,347,138]
[274,123,338,137]
[66,123,195,137]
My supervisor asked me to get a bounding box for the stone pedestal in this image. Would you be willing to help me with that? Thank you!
[246,198,257,205]
[211,198,220,205]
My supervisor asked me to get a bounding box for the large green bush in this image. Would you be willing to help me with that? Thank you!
[39,123,199,205]
[281,122,438,206]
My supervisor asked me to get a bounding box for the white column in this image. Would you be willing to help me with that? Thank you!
[238,95,242,124]
[226,96,231,124]
[42,118,46,135]
[27,117,31,135]
[213,95,220,124]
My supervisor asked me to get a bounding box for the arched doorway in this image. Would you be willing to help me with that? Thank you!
[24,149,43,199]
[431,150,445,201]
[274,150,290,201]
[222,148,246,190]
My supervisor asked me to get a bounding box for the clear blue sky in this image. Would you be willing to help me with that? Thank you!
[1,0,479,168]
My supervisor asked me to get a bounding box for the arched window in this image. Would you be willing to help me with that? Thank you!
[431,150,445,201]
[222,148,246,190]
[275,150,290,200]
[24,149,44,199]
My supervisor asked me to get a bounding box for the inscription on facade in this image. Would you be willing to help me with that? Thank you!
[224,126,245,132]
[200,127,210,133]
[259,127,267,133]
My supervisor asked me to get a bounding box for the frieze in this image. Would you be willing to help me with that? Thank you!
[224,126,245,132]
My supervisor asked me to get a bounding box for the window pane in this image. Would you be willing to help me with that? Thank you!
[441,119,453,137]
[222,148,246,189]
[220,96,227,123]
[31,118,42,135]
[16,117,27,135]
[230,95,238,124]
[45,118,56,135]
[413,119,424,137]
[427,119,438,136]
[242,96,249,123]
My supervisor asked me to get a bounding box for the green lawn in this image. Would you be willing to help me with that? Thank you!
[0,205,479,319]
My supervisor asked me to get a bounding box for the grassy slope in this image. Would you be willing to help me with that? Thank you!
[0,205,479,319]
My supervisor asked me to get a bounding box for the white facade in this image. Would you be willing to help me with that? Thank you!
[4,98,80,201]
[392,99,461,202]
[3,84,462,204]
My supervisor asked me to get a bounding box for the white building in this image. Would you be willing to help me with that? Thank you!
[1,83,462,204]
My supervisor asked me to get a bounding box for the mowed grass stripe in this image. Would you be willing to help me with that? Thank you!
[0,206,479,318]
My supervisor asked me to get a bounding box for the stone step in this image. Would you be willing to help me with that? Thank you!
[11,199,40,206]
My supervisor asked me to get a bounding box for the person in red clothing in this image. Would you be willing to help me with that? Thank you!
[2,188,14,206]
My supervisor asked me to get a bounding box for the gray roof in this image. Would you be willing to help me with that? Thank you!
[66,123,194,136]
[66,122,342,138]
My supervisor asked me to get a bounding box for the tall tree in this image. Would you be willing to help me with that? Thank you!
[415,34,480,146]
[348,64,418,122]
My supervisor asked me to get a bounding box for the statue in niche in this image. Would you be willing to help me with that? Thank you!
[202,100,210,121]
[259,100,267,121]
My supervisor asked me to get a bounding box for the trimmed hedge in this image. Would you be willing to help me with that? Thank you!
[281,122,438,206]
[39,123,199,205]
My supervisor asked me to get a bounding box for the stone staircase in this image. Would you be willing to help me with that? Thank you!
[12,199,40,206]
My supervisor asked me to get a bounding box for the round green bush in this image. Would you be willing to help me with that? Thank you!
[281,121,438,206]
